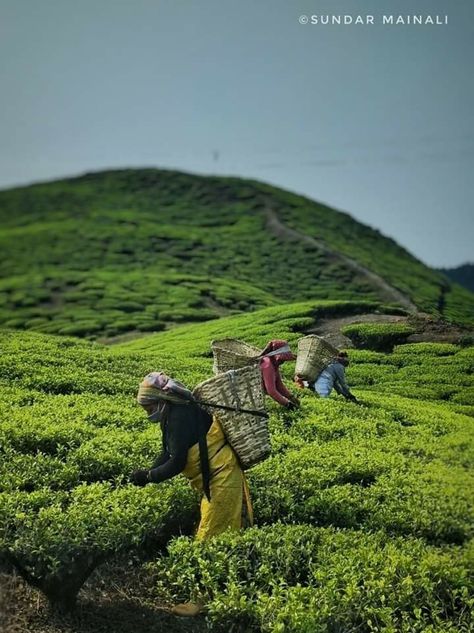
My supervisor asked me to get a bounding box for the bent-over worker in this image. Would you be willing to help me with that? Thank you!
[130,371,253,617]
[294,351,358,403]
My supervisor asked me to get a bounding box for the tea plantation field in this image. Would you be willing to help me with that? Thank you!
[1,301,473,632]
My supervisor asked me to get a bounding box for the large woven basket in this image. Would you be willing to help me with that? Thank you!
[295,335,339,382]
[211,338,262,375]
[193,365,270,470]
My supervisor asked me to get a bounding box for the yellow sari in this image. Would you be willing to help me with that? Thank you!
[182,415,253,541]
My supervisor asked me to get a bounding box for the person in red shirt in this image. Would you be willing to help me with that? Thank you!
[259,339,300,409]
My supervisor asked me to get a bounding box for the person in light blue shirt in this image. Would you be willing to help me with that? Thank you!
[295,351,358,402]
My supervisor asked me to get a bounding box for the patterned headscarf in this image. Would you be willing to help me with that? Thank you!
[136,371,193,406]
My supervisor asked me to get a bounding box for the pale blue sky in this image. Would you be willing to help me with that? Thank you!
[0,0,473,267]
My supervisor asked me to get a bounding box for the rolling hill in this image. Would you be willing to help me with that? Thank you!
[0,168,473,340]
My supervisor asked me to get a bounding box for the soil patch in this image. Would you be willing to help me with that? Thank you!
[1,561,207,633]
[306,312,471,349]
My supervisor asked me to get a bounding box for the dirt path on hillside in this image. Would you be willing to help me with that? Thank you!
[264,208,418,313]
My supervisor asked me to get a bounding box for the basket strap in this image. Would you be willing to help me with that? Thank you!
[195,399,269,419]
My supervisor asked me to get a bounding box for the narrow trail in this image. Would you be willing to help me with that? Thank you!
[264,208,418,313]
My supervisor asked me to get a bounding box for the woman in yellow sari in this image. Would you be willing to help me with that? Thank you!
[131,372,252,616]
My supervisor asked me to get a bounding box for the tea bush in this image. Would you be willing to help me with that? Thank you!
[392,342,461,357]
[151,525,474,632]
[0,482,198,609]
[249,435,473,544]
[342,322,416,351]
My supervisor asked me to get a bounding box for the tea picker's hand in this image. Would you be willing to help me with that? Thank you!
[130,469,150,487]
[290,396,301,408]
[286,400,298,411]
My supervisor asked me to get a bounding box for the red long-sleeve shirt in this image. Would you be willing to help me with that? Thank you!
[260,357,293,406]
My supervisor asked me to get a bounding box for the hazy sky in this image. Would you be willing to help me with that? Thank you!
[1,0,473,267]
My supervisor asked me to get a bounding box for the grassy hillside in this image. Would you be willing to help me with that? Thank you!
[1,302,473,631]
[1,168,472,339]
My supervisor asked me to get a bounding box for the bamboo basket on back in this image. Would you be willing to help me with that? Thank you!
[193,365,270,470]
[211,338,262,375]
[295,335,339,382]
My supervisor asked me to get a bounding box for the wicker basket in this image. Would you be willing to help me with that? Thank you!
[211,338,262,375]
[295,335,339,382]
[193,365,270,470]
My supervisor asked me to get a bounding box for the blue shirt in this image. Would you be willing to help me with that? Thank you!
[313,361,350,398]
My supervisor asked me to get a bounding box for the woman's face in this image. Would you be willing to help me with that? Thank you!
[141,401,163,422]
[141,402,157,416]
